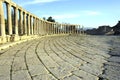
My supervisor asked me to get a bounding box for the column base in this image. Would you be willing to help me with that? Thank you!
[13,35,20,41]
[0,36,7,44]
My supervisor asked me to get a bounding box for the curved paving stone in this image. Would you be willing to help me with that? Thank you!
[0,35,120,80]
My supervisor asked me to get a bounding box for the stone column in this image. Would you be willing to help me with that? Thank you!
[35,18,37,34]
[63,24,65,34]
[45,22,47,34]
[7,3,12,35]
[38,19,41,34]
[35,18,37,35]
[33,17,36,35]
[77,25,79,34]
[49,23,52,34]
[23,12,27,35]
[30,16,33,35]
[53,23,55,34]
[56,24,58,34]
[20,10,23,35]
[27,14,30,35]
[0,0,6,37]
[36,19,39,34]
[39,20,41,35]
[14,7,18,35]
[43,21,45,34]
[51,23,53,34]
[79,25,81,34]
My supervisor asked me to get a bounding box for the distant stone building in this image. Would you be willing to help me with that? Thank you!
[112,21,120,35]
[86,25,112,35]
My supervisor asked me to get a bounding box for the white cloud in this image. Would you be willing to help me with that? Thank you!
[43,14,81,19]
[21,0,60,6]
[83,11,101,16]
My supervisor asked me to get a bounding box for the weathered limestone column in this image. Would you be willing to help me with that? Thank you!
[79,25,81,34]
[53,23,55,34]
[44,22,47,34]
[49,23,52,35]
[0,0,6,42]
[38,19,41,34]
[12,6,20,41]
[43,21,45,34]
[27,14,30,35]
[36,18,39,34]
[47,23,49,34]
[35,18,37,35]
[51,23,53,34]
[40,20,43,35]
[7,3,12,35]
[35,18,37,34]
[30,16,33,35]
[60,24,62,34]
[23,12,27,35]
[14,7,18,35]
[63,24,65,34]
[55,23,58,34]
[33,17,36,35]
[46,22,48,34]
[20,10,23,35]
[39,19,42,35]
[65,24,67,34]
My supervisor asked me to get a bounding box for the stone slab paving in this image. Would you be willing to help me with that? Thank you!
[0,35,120,80]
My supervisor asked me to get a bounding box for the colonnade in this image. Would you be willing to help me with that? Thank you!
[0,0,83,43]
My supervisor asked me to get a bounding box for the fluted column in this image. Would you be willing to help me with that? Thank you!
[0,0,6,37]
[7,3,12,35]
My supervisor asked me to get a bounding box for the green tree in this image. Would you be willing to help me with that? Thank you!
[47,16,55,22]
[43,17,46,20]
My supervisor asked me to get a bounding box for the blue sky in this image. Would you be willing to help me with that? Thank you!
[12,0,120,28]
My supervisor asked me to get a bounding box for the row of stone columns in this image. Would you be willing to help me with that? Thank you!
[0,0,83,43]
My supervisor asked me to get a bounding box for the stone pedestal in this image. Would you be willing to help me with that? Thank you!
[0,36,7,44]
[13,35,20,41]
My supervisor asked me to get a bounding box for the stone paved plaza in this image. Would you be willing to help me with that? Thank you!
[0,35,120,80]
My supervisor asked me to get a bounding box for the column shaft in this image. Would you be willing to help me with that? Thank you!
[31,16,33,35]
[7,3,12,35]
[23,12,27,35]
[20,10,23,35]
[27,14,30,35]
[14,7,18,35]
[0,0,6,36]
